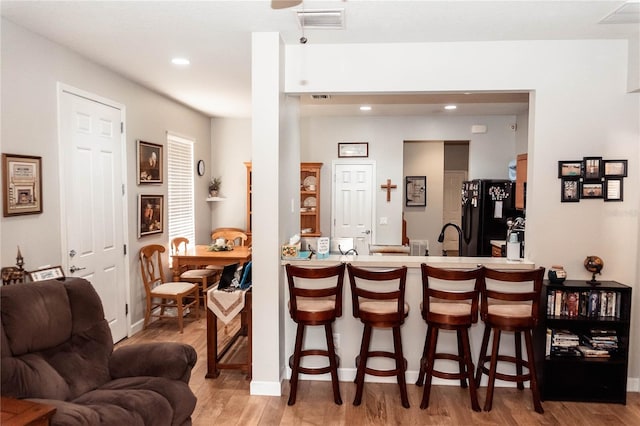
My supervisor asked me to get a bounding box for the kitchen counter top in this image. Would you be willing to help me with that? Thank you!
[281,254,534,270]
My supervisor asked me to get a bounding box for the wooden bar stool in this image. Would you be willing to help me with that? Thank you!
[285,263,345,406]
[415,264,482,411]
[474,267,545,413]
[347,264,410,408]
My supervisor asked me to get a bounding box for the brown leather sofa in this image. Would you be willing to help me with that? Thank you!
[1,277,197,425]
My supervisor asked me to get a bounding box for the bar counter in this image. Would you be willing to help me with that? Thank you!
[280,254,537,387]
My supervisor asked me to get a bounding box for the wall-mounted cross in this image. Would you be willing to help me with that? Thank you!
[380,179,397,202]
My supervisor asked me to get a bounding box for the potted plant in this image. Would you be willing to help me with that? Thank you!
[209,177,221,197]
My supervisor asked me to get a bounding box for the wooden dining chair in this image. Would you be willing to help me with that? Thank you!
[139,244,200,333]
[171,237,218,308]
[211,228,248,247]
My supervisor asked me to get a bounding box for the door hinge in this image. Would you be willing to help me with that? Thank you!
[125,303,128,315]
[122,184,125,196]
[123,244,127,255]
[121,122,124,133]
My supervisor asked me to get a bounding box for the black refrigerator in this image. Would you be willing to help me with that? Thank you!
[461,179,519,257]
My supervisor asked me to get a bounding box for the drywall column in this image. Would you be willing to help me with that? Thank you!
[250,32,284,396]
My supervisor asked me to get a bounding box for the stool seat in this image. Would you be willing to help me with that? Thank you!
[285,263,345,406]
[416,265,482,412]
[475,267,545,414]
[347,264,410,409]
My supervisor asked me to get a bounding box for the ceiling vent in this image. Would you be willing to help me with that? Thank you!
[311,94,331,100]
[296,9,345,29]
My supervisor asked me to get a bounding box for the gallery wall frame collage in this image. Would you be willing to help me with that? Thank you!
[558,157,627,203]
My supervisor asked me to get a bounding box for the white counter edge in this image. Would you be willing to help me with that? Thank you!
[281,254,535,270]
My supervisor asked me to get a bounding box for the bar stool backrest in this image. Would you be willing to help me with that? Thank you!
[481,267,545,326]
[421,264,483,324]
[285,263,345,319]
[347,264,408,323]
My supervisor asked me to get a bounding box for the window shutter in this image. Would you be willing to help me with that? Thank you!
[167,133,195,245]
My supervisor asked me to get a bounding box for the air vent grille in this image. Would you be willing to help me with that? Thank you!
[296,9,345,29]
[311,94,331,100]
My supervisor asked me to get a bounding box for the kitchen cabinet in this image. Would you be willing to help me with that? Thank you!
[535,280,631,404]
[515,153,527,210]
[245,162,322,237]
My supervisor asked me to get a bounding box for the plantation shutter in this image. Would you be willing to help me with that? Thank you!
[167,133,195,246]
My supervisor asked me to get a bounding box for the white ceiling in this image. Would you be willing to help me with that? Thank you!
[2,1,639,118]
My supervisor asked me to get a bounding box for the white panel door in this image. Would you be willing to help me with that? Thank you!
[332,162,374,254]
[60,90,127,343]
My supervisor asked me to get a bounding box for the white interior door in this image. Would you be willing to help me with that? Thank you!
[332,162,375,254]
[442,170,467,252]
[59,88,128,343]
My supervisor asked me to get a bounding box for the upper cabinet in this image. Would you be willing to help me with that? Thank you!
[516,153,528,210]
[245,162,323,237]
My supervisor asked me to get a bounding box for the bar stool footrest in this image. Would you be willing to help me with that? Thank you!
[479,354,531,383]
[356,351,407,378]
[289,350,340,376]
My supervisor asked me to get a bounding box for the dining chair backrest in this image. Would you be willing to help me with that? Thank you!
[171,237,189,254]
[285,263,346,320]
[420,264,483,324]
[347,264,408,323]
[211,229,248,247]
[139,244,167,294]
[481,267,545,326]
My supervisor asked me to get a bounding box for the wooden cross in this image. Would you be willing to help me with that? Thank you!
[380,179,397,202]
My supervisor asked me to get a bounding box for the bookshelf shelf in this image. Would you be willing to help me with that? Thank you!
[535,280,631,404]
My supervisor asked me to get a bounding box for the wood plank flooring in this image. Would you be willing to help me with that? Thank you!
[116,310,640,425]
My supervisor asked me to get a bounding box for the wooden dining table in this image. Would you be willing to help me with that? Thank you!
[171,245,251,281]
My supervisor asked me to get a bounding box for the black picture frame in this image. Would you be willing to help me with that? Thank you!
[137,140,163,184]
[603,160,627,177]
[604,178,623,202]
[583,156,603,181]
[2,153,43,217]
[561,178,580,202]
[138,194,164,237]
[558,160,583,178]
[581,181,604,199]
[405,176,426,206]
[29,265,65,282]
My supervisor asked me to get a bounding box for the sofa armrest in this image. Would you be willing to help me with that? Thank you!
[109,342,197,383]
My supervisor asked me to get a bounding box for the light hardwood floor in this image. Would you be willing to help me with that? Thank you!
[116,309,640,425]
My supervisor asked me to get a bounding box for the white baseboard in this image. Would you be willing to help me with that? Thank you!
[250,380,282,396]
[627,377,639,392]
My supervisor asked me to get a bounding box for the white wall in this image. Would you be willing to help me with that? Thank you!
[285,40,640,380]
[0,19,212,330]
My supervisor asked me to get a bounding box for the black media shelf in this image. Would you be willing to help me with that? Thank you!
[535,280,631,404]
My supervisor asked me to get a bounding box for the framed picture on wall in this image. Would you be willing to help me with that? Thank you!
[558,160,583,178]
[604,178,623,202]
[581,182,604,199]
[603,160,627,177]
[405,176,426,207]
[137,140,163,184]
[583,157,603,181]
[2,153,43,217]
[560,178,580,202]
[338,142,368,158]
[138,194,164,237]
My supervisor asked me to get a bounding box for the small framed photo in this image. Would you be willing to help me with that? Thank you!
[338,142,368,158]
[558,160,582,178]
[603,160,627,177]
[583,157,603,181]
[604,178,623,202]
[405,176,426,207]
[29,265,65,282]
[581,182,604,199]
[139,194,164,237]
[2,153,43,217]
[137,140,163,184]
[561,178,580,202]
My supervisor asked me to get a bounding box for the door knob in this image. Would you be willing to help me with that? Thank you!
[69,265,86,273]
[362,230,371,235]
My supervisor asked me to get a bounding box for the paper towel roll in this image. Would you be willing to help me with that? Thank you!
[507,241,521,260]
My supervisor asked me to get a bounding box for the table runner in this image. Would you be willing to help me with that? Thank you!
[207,285,249,324]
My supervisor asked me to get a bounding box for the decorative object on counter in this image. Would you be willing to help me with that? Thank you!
[380,178,397,202]
[557,157,627,203]
[209,176,221,197]
[338,142,368,158]
[584,255,604,285]
[505,217,525,260]
[137,140,163,184]
[2,153,43,217]
[316,237,330,259]
[405,176,426,207]
[548,265,567,283]
[28,265,65,282]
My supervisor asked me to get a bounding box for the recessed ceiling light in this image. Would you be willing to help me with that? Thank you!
[360,105,372,111]
[171,57,190,66]
[444,105,457,110]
